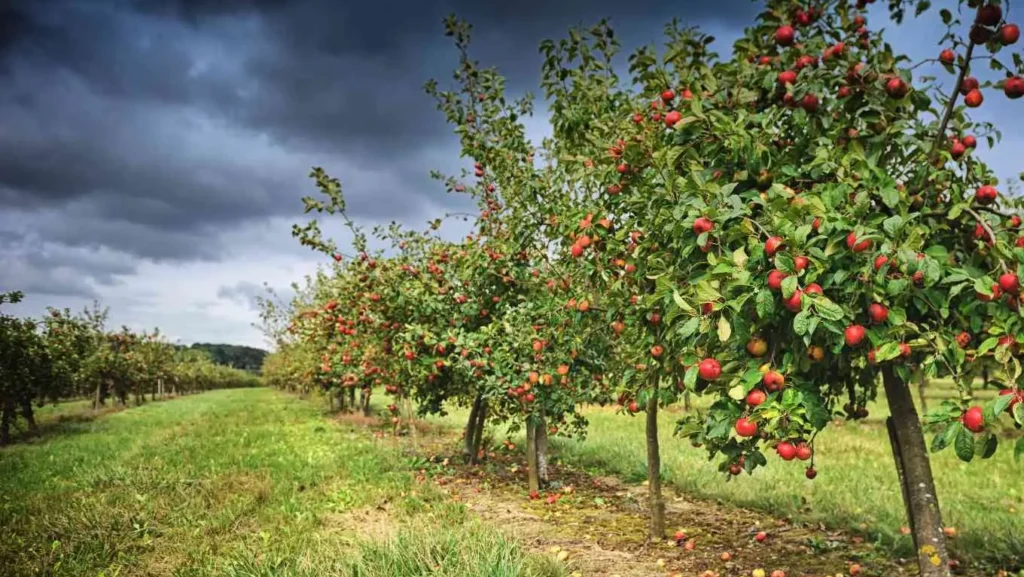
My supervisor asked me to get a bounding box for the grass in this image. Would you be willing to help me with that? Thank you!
[0,388,564,577]
[431,379,1024,569]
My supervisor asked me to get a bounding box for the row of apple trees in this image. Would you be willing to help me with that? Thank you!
[260,1,1023,575]
[0,291,260,444]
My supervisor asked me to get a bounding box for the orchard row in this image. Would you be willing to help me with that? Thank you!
[259,2,1023,575]
[0,291,260,444]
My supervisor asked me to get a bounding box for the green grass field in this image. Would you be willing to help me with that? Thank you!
[431,379,1024,568]
[0,389,563,577]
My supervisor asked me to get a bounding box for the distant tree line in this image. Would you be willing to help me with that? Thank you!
[183,343,268,373]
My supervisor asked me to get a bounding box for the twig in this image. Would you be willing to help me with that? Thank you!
[931,41,976,155]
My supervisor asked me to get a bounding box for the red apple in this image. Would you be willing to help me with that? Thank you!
[961,76,980,95]
[1005,76,1024,99]
[778,69,798,85]
[845,324,866,346]
[775,25,796,46]
[767,270,788,291]
[868,303,889,323]
[735,417,758,437]
[665,110,682,127]
[846,231,872,252]
[746,389,767,406]
[885,77,908,99]
[1001,23,1021,45]
[999,272,1020,294]
[698,358,722,380]
[783,289,803,312]
[976,185,998,205]
[874,255,890,270]
[804,282,823,295]
[694,216,714,234]
[795,443,812,460]
[964,88,984,108]
[939,48,956,65]
[765,236,785,256]
[776,442,797,461]
[805,467,818,480]
[962,135,977,148]
[976,3,1002,27]
[962,406,984,433]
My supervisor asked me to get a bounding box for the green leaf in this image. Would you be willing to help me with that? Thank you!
[679,316,700,338]
[672,290,695,313]
[939,8,952,24]
[954,427,975,462]
[882,215,903,237]
[876,342,903,362]
[977,433,998,459]
[684,365,699,388]
[756,290,775,319]
[793,310,812,335]
[717,316,732,342]
[880,186,900,208]
[990,391,1015,418]
[727,384,746,401]
[732,247,748,268]
[775,253,796,274]
[814,298,845,321]
[781,276,799,299]
[931,421,959,452]
[977,336,1000,357]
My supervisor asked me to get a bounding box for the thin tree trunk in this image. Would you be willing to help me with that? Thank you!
[882,366,951,577]
[536,414,549,484]
[465,394,482,461]
[347,387,356,412]
[19,399,37,433]
[526,417,539,493]
[471,399,488,464]
[361,387,371,416]
[0,400,14,445]
[93,381,103,410]
[328,391,336,412]
[646,378,665,540]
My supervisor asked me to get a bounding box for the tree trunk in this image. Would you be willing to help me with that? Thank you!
[328,391,336,412]
[646,379,665,540]
[526,417,539,493]
[465,394,483,462]
[536,415,549,484]
[347,387,357,413]
[882,366,951,577]
[93,381,103,410]
[360,387,371,416]
[19,399,37,433]
[0,400,14,445]
[471,399,488,464]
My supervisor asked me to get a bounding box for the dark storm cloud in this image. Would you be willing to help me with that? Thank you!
[0,0,752,274]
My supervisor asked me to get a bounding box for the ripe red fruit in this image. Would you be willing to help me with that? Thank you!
[846,232,872,252]
[694,216,714,234]
[867,349,879,365]
[976,3,1003,27]
[1001,23,1021,45]
[616,163,628,174]
[767,270,788,291]
[950,140,966,159]
[964,89,984,108]
[525,393,535,402]
[885,77,908,99]
[939,49,956,65]
[778,70,798,85]
[674,530,687,541]
[962,406,985,433]
[570,244,584,258]
[900,343,912,358]
[661,89,675,102]
[746,389,767,406]
[962,135,977,148]
[999,272,1020,294]
[628,400,639,413]
[956,331,972,349]
[801,93,819,112]
[651,345,664,358]
[729,463,743,476]
[978,283,1002,302]
[805,467,818,480]
[755,531,767,542]
[794,256,809,272]
[765,236,785,256]
[868,303,889,323]
[783,289,803,312]
[664,110,682,127]
[775,25,796,47]
[874,255,889,270]
[845,324,866,346]
[735,417,758,437]
[776,442,797,461]
[1006,76,1024,99]
[837,86,852,99]
[795,443,812,461]
[1012,216,1022,228]
[960,76,980,95]
[804,283,823,295]
[764,371,786,392]
[698,358,722,380]
[976,185,998,205]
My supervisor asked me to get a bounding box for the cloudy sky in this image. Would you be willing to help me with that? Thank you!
[1,0,1019,349]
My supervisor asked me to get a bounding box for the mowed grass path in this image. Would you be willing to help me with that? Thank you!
[0,388,563,577]
[433,380,1023,568]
